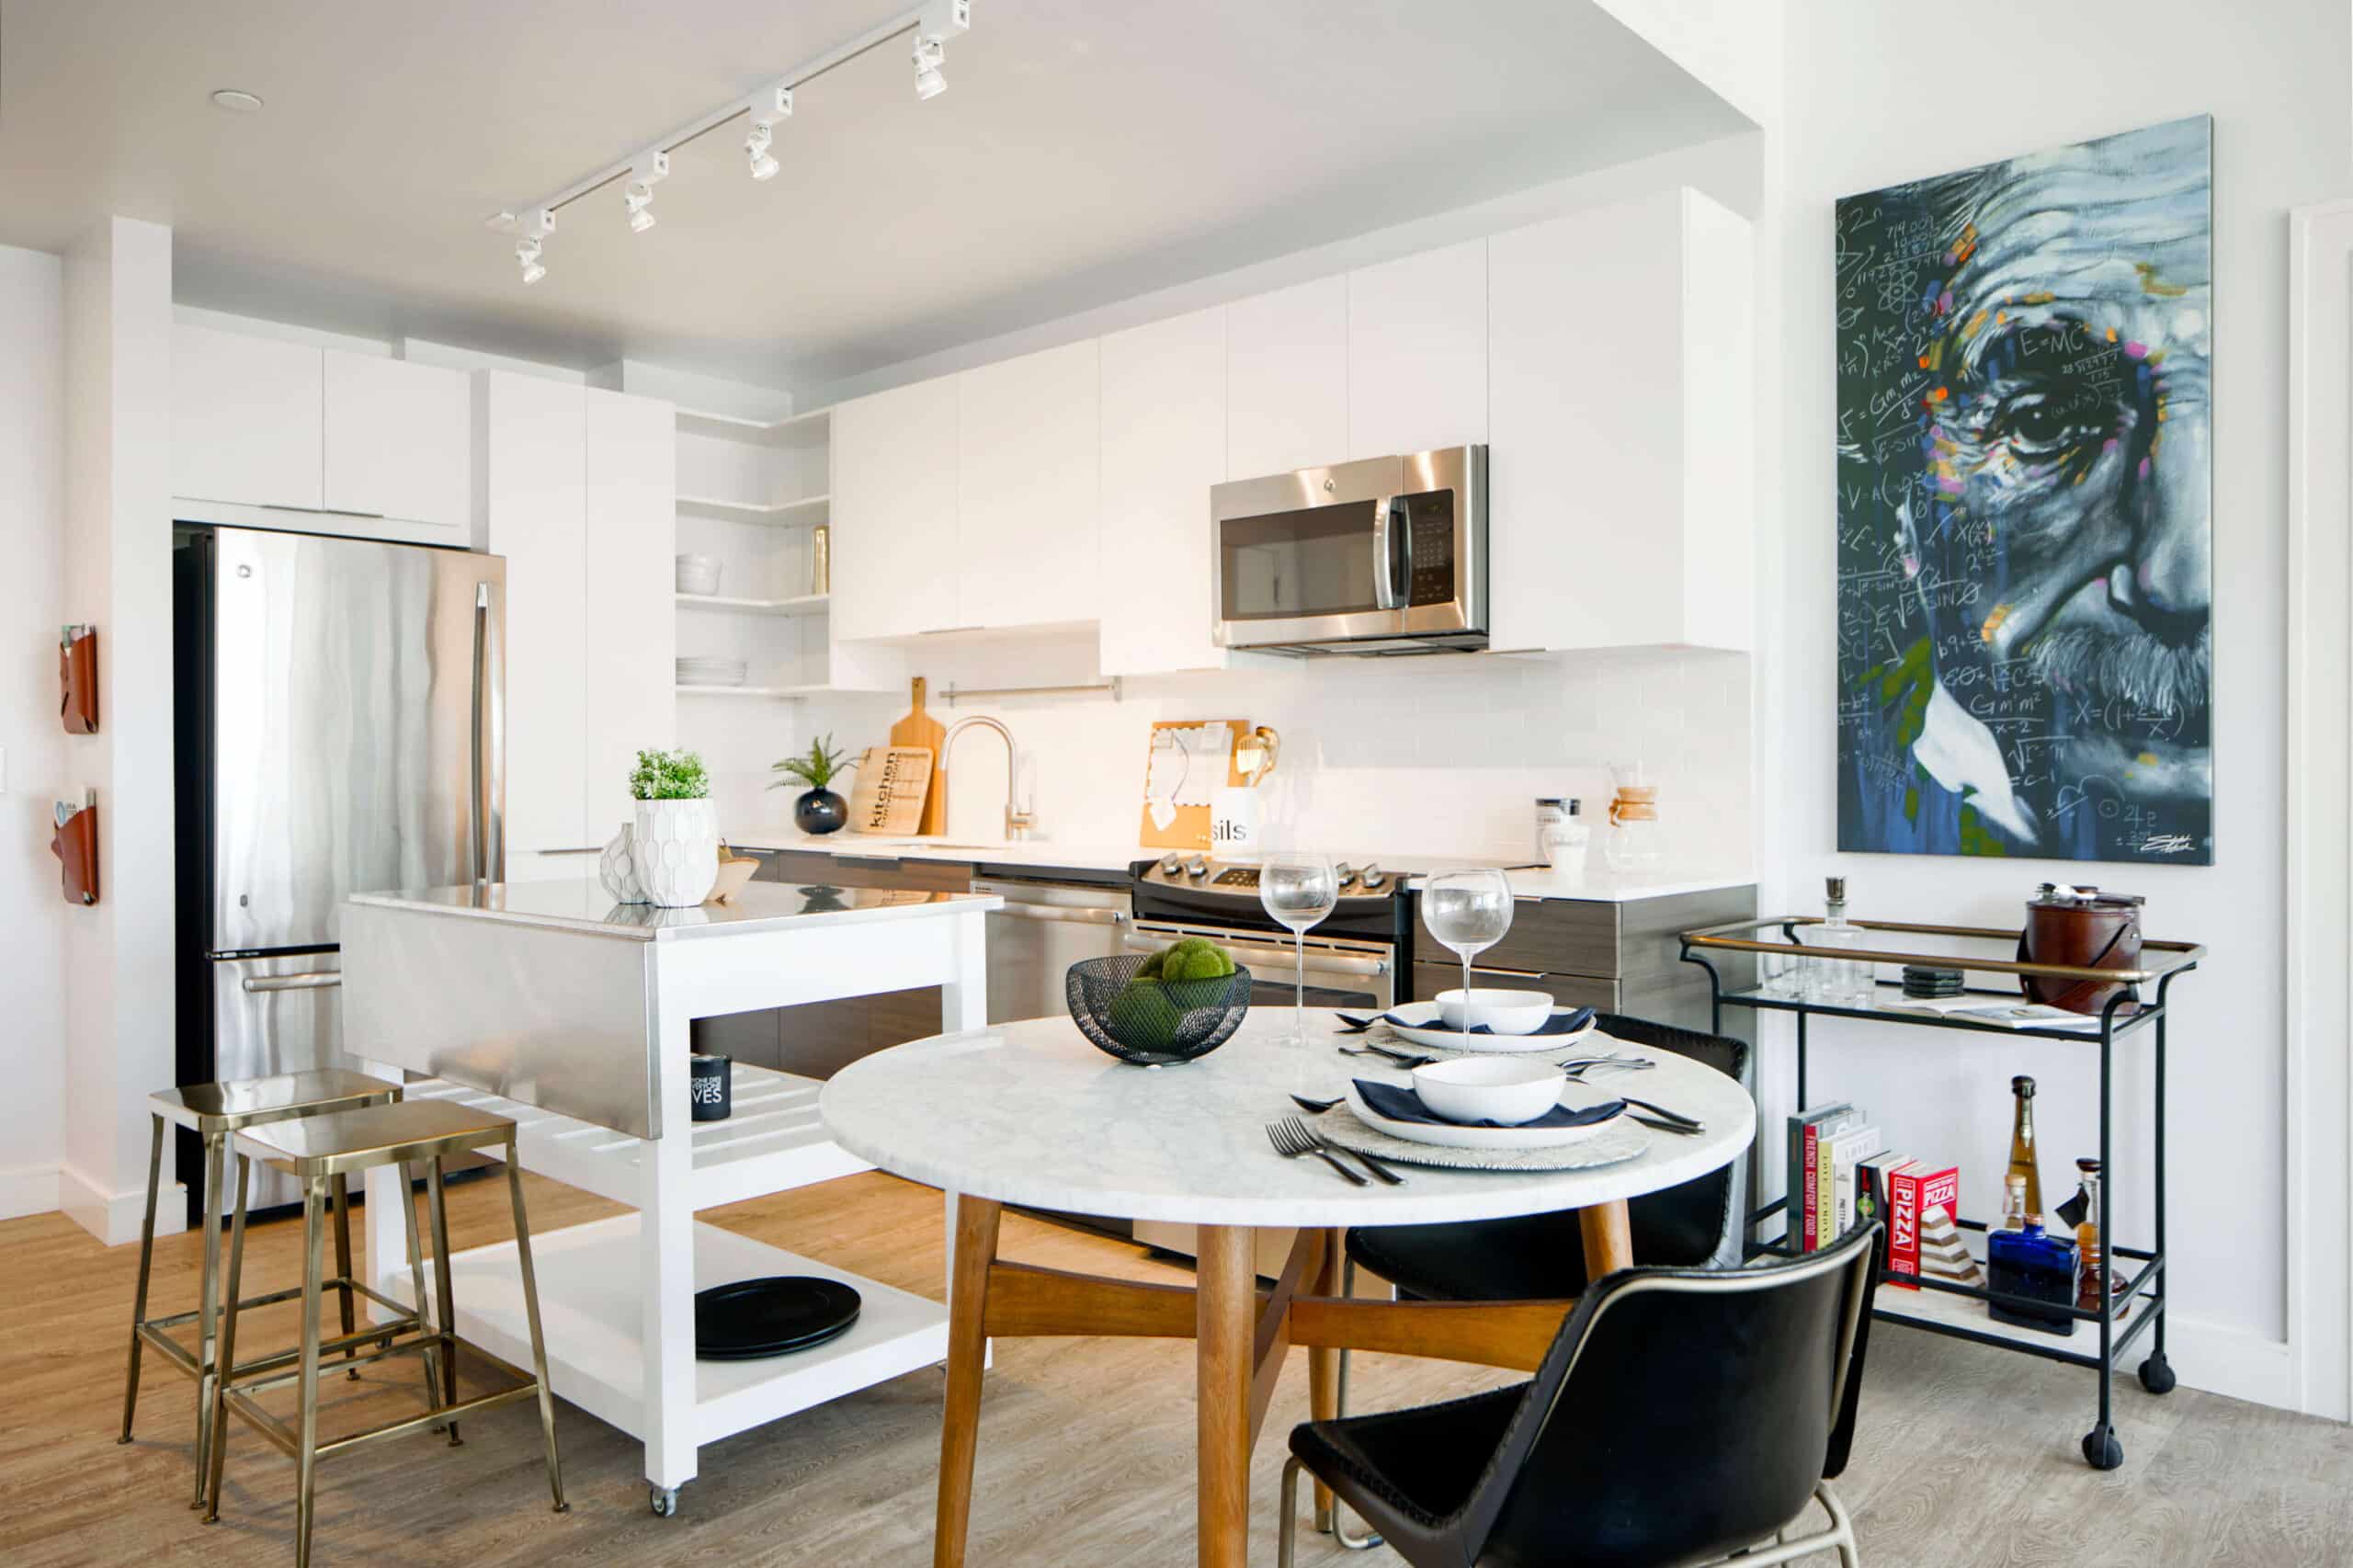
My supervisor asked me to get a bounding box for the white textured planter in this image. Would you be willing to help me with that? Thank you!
[598,823,648,903]
[632,798,720,906]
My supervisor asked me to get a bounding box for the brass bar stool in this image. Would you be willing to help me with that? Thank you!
[120,1070,405,1506]
[203,1098,566,1567]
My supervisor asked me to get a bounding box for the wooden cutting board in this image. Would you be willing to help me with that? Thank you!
[889,676,949,835]
[847,745,935,835]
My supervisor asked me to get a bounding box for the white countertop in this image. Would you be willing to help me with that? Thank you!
[348,879,999,941]
[727,828,1754,903]
[820,1009,1755,1227]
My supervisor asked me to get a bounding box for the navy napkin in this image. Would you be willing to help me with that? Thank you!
[1382,1006,1597,1038]
[1354,1078,1624,1131]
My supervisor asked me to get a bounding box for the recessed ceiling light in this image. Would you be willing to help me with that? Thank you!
[210,89,265,112]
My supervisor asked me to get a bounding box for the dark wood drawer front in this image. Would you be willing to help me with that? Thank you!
[745,847,972,893]
[1447,897,1620,977]
[1409,961,1617,1013]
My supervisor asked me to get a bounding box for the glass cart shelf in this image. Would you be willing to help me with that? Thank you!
[1680,916,2205,1471]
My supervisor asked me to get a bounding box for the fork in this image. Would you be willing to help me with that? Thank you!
[1267,1119,1369,1185]
[1280,1115,1406,1185]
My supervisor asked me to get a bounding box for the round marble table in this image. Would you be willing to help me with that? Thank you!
[823,1010,1756,1568]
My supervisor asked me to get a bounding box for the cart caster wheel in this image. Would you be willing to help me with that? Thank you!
[650,1486,678,1517]
[2081,1425,2123,1471]
[2138,1353,2177,1395]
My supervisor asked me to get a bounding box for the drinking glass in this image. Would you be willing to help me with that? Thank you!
[1258,852,1339,1046]
[1421,868,1516,1044]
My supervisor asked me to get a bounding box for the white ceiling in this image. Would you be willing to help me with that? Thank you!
[0,0,1746,390]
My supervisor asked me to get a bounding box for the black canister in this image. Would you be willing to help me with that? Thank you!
[689,1053,733,1121]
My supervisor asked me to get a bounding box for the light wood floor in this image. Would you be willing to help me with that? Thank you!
[6,1170,2348,1566]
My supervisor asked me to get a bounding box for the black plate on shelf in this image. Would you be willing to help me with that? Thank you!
[694,1276,863,1360]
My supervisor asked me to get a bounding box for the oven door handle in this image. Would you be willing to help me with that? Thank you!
[992,903,1125,927]
[1121,929,1390,978]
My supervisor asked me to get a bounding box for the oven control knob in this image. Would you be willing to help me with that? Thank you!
[1184,855,1209,879]
[1335,862,1358,889]
[1359,864,1385,890]
[1159,853,1184,877]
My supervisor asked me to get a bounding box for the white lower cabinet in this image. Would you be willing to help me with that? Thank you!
[1486,187,1754,653]
[1098,307,1230,674]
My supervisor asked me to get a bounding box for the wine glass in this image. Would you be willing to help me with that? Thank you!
[1258,852,1339,1046]
[1421,868,1516,1044]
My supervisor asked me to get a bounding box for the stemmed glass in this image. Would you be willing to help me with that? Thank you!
[1258,852,1339,1046]
[1421,868,1516,1045]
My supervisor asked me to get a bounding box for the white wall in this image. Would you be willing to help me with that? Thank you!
[60,217,179,1244]
[1761,0,2351,1408]
[0,245,67,1221]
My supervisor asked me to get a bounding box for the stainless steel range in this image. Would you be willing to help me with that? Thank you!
[1125,852,1410,1014]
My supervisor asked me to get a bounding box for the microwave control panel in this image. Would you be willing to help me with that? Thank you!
[1406,490,1455,605]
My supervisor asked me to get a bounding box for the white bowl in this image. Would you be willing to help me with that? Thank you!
[1434,987,1556,1036]
[1408,1057,1567,1125]
[676,553,722,596]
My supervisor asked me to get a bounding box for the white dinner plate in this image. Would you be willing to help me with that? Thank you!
[1380,1001,1597,1055]
[1341,1080,1625,1151]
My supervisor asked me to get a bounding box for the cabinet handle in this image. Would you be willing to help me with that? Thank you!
[919,626,988,636]
[244,971,341,994]
[992,903,1123,926]
[260,503,389,520]
[1467,963,1548,980]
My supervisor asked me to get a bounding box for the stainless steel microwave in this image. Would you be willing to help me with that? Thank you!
[1210,445,1487,655]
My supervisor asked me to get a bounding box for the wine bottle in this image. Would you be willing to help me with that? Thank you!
[2007,1074,2043,1220]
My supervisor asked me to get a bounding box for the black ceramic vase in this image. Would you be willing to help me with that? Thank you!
[794,787,847,835]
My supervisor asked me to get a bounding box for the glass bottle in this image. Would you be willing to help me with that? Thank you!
[2007,1075,2044,1221]
[1602,760,1665,870]
[2068,1157,2127,1320]
[1986,1213,2079,1335]
[1998,1172,2029,1232]
[1807,876,1870,1006]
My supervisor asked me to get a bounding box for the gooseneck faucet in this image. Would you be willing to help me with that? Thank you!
[940,714,1036,842]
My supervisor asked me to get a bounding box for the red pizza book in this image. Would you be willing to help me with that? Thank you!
[1882,1160,1959,1289]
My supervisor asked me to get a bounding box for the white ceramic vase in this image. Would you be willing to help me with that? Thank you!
[632,798,720,906]
[598,822,648,903]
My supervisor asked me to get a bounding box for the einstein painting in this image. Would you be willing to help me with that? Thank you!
[1836,116,2212,864]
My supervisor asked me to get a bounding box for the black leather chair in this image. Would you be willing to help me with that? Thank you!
[1324,1014,1751,1548]
[1279,1222,1880,1568]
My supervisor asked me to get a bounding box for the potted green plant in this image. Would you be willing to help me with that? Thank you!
[628,748,719,905]
[770,734,856,835]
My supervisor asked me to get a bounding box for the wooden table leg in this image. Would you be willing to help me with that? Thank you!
[1196,1225,1255,1568]
[1579,1199,1634,1278]
[936,1196,1003,1568]
[1306,1227,1342,1530]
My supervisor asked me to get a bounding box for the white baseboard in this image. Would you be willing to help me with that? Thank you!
[0,1164,61,1221]
[2165,1312,2298,1413]
[58,1163,185,1246]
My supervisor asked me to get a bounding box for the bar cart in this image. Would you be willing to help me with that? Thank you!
[1679,915,2204,1470]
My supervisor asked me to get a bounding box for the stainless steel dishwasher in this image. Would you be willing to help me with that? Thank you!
[972,876,1131,1025]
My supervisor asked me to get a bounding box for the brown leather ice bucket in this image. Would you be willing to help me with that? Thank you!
[2018,885,2144,1015]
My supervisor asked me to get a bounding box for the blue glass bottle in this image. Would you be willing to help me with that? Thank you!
[1987,1211,2079,1335]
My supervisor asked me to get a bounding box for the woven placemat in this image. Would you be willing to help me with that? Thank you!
[1315,1104,1651,1173]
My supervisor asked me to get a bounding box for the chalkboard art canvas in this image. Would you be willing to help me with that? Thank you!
[1836,116,2212,864]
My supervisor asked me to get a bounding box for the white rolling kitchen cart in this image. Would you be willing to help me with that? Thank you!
[340,879,997,1517]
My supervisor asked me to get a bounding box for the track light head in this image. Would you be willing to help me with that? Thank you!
[516,236,545,284]
[745,119,780,180]
[913,33,947,99]
[623,180,657,233]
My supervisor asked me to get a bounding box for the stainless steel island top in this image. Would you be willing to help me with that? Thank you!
[348,878,998,941]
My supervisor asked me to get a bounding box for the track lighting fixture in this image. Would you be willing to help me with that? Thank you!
[494,6,976,280]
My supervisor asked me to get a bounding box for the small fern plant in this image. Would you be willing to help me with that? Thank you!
[629,748,710,801]
[770,734,855,794]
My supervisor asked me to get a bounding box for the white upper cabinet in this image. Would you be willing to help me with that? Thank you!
[1224,276,1348,480]
[1347,239,1488,459]
[478,371,589,856]
[832,376,961,639]
[582,388,676,836]
[324,354,471,528]
[957,340,1100,631]
[1098,307,1229,675]
[1487,187,1753,653]
[173,324,324,511]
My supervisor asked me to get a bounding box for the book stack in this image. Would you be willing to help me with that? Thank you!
[1786,1104,1884,1253]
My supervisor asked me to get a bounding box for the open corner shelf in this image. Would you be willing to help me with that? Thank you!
[675,404,833,448]
[676,592,830,619]
[676,492,830,527]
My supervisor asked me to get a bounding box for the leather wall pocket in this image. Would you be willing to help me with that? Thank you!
[60,626,97,735]
[52,801,98,906]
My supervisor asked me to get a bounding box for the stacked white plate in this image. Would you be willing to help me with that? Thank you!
[676,656,748,687]
[676,553,722,596]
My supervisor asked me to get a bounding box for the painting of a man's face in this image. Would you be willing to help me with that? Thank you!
[1836,117,2212,863]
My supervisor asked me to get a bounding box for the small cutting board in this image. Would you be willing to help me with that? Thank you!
[889,676,949,835]
[847,745,935,836]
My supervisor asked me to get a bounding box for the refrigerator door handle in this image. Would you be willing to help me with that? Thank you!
[473,581,506,884]
[242,971,342,994]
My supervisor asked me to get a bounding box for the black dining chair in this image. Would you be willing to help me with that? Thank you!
[1323,1015,1748,1547]
[1279,1221,1881,1568]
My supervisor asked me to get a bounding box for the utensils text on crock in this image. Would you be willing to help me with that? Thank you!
[1267,1119,1368,1185]
[1280,1116,1406,1185]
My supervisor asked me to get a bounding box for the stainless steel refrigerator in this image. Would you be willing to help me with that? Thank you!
[173,525,504,1219]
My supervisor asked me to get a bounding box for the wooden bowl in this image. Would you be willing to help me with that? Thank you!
[707,857,759,903]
